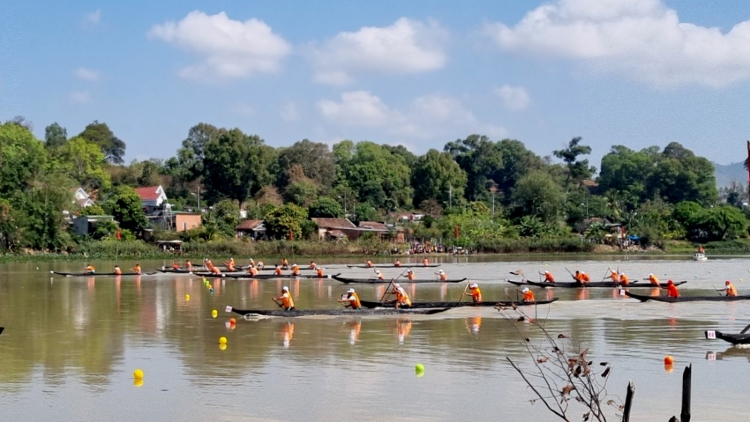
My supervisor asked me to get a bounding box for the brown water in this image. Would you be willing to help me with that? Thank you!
[2,257,750,421]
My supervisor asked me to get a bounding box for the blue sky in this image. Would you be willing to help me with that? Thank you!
[2,0,750,166]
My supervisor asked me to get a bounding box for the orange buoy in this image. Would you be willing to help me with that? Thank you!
[664,355,674,365]
[229,318,236,325]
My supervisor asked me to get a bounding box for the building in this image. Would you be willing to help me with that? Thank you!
[71,215,115,236]
[134,185,167,212]
[312,218,391,241]
[172,212,202,232]
[235,219,266,240]
[71,187,95,208]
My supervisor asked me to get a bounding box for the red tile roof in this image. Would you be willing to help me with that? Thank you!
[311,218,356,229]
[358,221,388,231]
[235,219,264,230]
[135,186,163,200]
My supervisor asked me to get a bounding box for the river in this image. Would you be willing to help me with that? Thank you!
[1,256,749,421]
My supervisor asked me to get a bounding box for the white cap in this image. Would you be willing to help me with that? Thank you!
[726,285,731,290]
[282,286,289,291]
[439,269,445,273]
[522,288,530,293]
[649,273,654,277]
[393,283,400,288]
[545,271,549,274]
[347,288,355,293]
[470,283,478,288]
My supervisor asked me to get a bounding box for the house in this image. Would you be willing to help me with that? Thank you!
[311,218,358,240]
[147,208,202,232]
[72,215,115,236]
[71,187,95,208]
[235,219,266,240]
[135,185,168,212]
[392,212,424,222]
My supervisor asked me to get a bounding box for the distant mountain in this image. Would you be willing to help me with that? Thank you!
[714,162,746,189]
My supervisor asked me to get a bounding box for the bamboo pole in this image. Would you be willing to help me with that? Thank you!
[622,382,635,422]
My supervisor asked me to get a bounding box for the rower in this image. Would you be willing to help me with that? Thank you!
[574,271,586,284]
[309,261,317,270]
[697,245,705,254]
[291,264,300,276]
[390,283,411,308]
[609,270,620,283]
[281,258,289,269]
[725,280,738,297]
[619,272,630,285]
[338,288,361,309]
[580,272,590,283]
[469,283,482,303]
[366,260,374,268]
[85,264,96,275]
[647,273,660,286]
[113,266,122,275]
[435,269,448,281]
[540,270,555,283]
[316,267,325,278]
[171,262,180,270]
[394,259,402,267]
[274,265,283,276]
[210,265,221,275]
[257,260,265,270]
[406,269,415,280]
[273,286,295,310]
[522,287,535,303]
[185,260,193,271]
[247,265,259,277]
[226,258,236,272]
[666,280,679,298]
[422,258,429,266]
[131,264,142,275]
[374,270,385,280]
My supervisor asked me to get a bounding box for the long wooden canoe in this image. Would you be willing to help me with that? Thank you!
[345,264,441,268]
[333,275,466,284]
[624,291,750,302]
[506,279,687,288]
[51,271,157,277]
[359,298,559,309]
[223,273,341,280]
[225,305,449,317]
[705,330,750,345]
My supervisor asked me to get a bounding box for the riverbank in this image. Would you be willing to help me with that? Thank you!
[3,237,750,263]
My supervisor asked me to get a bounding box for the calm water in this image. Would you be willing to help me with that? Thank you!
[2,256,750,421]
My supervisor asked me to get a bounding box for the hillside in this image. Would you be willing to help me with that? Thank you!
[714,161,746,188]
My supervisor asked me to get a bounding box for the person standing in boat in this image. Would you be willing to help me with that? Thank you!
[435,269,448,281]
[291,263,300,276]
[373,270,386,280]
[113,266,122,275]
[469,283,482,303]
[338,288,361,309]
[522,287,535,303]
[666,280,679,298]
[724,280,738,297]
[84,264,96,275]
[389,283,411,308]
[273,286,295,310]
[406,269,415,280]
[539,270,556,283]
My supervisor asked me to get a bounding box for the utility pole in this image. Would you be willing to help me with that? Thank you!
[449,185,452,209]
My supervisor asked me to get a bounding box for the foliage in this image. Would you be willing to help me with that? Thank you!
[308,197,344,218]
[354,203,376,223]
[264,204,308,240]
[209,199,241,237]
[102,186,148,233]
[78,120,126,164]
[411,149,467,208]
[44,122,67,148]
[553,136,596,188]
[276,139,336,191]
[336,141,412,209]
[54,137,111,190]
[511,170,565,222]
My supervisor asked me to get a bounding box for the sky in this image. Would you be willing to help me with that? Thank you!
[2,0,750,165]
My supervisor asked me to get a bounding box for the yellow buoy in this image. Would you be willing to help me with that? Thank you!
[133,369,144,379]
[211,310,218,318]
[219,343,227,351]
[185,294,190,300]
[219,336,228,345]
[415,363,425,377]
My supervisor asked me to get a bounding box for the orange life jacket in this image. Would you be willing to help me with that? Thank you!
[366,261,373,268]
[407,271,415,280]
[470,287,482,303]
[523,290,535,302]
[347,293,361,309]
[292,265,300,276]
[610,272,620,283]
[376,272,385,280]
[581,273,590,282]
[395,289,411,306]
[544,273,555,282]
[422,258,428,266]
[114,267,122,275]
[620,274,630,285]
[667,284,679,298]
[134,265,141,274]
[316,268,324,277]
[274,266,282,275]
[280,292,294,309]
[394,260,401,267]
[726,284,738,297]
[649,275,660,286]
[86,265,95,272]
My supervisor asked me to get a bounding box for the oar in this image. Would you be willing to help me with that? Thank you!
[710,282,723,297]
[272,298,284,308]
[740,322,750,335]
[456,283,469,305]
[600,266,611,282]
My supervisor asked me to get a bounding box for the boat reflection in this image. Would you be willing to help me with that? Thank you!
[706,346,750,363]
[576,289,590,301]
[465,317,482,334]
[396,318,412,344]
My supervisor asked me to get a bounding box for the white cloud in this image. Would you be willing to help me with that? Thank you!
[74,67,100,81]
[309,18,448,85]
[484,0,750,87]
[84,9,101,26]
[279,101,299,122]
[148,11,291,81]
[494,85,530,111]
[317,91,504,139]
[70,91,91,104]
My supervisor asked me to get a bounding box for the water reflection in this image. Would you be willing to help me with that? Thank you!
[281,322,295,349]
[396,319,412,344]
[346,320,362,345]
[465,316,482,334]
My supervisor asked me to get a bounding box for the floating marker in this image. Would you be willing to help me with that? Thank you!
[664,355,674,365]
[415,363,425,377]
[133,369,144,379]
[185,294,190,300]
[219,336,228,345]
[211,310,218,318]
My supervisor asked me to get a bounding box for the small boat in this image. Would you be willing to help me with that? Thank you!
[50,271,157,277]
[359,298,559,309]
[225,305,449,318]
[345,264,441,268]
[0,327,4,335]
[223,273,341,280]
[624,291,750,302]
[705,330,750,345]
[333,275,466,284]
[693,253,707,262]
[505,279,664,288]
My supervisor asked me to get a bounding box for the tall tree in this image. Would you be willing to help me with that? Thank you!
[55,137,111,190]
[553,137,596,188]
[411,149,467,208]
[276,139,336,191]
[511,170,565,222]
[102,186,148,232]
[444,134,503,201]
[78,121,126,164]
[337,141,412,210]
[44,122,67,148]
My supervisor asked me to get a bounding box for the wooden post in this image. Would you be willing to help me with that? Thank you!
[622,382,635,422]
[681,364,692,422]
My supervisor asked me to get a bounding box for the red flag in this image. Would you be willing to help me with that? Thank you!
[116,228,122,240]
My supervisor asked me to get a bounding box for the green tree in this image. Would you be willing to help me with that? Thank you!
[78,121,126,164]
[44,122,67,149]
[444,134,503,201]
[648,142,718,205]
[354,203,377,222]
[264,204,308,240]
[55,137,111,190]
[103,186,148,232]
[276,140,336,191]
[211,199,241,237]
[337,141,412,210]
[511,170,565,222]
[411,149,467,208]
[553,137,596,188]
[308,197,344,218]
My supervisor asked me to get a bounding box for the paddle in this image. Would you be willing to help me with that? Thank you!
[710,282,723,297]
[272,298,284,309]
[456,282,469,305]
[740,322,750,335]
[600,266,611,282]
